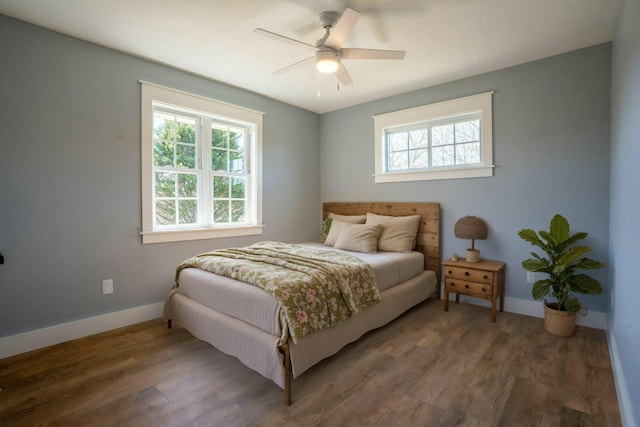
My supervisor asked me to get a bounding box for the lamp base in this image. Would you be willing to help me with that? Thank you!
[466,249,480,263]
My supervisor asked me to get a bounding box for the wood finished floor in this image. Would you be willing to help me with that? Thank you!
[0,299,621,426]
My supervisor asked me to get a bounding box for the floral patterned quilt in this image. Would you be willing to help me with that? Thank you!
[174,241,380,344]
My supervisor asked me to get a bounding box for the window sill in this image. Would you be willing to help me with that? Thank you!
[375,165,494,183]
[141,224,264,244]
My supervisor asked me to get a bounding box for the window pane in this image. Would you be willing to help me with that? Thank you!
[229,151,245,173]
[176,144,196,169]
[178,173,197,197]
[409,149,429,169]
[231,200,245,222]
[432,145,455,166]
[178,200,197,224]
[156,200,175,225]
[409,130,428,148]
[155,172,175,197]
[230,128,245,150]
[214,200,230,222]
[456,142,481,164]
[213,176,229,198]
[432,124,454,146]
[388,151,408,171]
[176,117,196,144]
[211,127,228,149]
[154,113,175,141]
[231,177,246,198]
[388,132,408,151]
[153,140,174,167]
[455,120,480,143]
[212,149,227,171]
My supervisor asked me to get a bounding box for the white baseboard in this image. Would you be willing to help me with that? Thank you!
[446,293,608,330]
[607,327,636,427]
[0,302,164,360]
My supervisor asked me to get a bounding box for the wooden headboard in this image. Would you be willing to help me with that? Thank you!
[323,202,441,290]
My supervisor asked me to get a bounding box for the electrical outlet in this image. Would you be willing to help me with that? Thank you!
[102,279,114,295]
[526,271,536,283]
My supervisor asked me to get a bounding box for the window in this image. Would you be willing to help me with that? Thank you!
[141,82,263,244]
[374,92,494,182]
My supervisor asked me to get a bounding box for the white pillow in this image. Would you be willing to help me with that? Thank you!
[364,213,393,225]
[365,213,421,252]
[324,219,351,246]
[334,223,383,254]
[328,212,366,224]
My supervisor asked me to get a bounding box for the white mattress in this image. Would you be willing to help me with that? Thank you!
[176,242,425,336]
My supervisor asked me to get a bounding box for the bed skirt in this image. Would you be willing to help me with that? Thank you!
[167,269,437,389]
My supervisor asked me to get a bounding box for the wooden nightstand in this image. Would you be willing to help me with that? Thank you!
[442,259,505,322]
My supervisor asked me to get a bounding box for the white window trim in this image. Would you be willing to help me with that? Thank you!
[140,81,263,244]
[373,91,494,183]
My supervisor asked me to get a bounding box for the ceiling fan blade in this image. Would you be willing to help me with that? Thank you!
[324,8,360,50]
[341,48,406,60]
[273,56,315,75]
[254,28,317,51]
[335,63,354,86]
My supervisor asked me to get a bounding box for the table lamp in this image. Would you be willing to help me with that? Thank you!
[454,216,488,263]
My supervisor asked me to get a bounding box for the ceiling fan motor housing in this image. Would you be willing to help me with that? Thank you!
[318,11,339,28]
[316,11,339,46]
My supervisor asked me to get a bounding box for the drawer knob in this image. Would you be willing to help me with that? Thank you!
[482,288,486,292]
[465,284,469,289]
[464,272,470,276]
[483,275,488,279]
[451,282,456,287]
[448,270,452,274]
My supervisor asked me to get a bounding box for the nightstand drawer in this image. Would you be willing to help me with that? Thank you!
[445,278,493,297]
[444,266,494,284]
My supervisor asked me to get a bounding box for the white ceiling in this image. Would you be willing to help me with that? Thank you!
[0,0,620,114]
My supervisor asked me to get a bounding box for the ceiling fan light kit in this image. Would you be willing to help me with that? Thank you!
[255,7,405,87]
[316,50,340,73]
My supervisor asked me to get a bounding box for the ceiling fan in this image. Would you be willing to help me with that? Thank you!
[254,8,406,86]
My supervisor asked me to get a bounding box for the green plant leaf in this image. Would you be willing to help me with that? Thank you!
[532,279,551,300]
[522,258,549,272]
[557,246,591,267]
[538,230,554,246]
[530,252,544,262]
[518,229,545,249]
[549,214,570,244]
[557,231,588,252]
[575,258,606,270]
[564,296,582,314]
[572,274,603,295]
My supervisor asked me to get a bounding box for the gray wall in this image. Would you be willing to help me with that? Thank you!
[0,8,634,422]
[0,15,320,337]
[610,0,640,422]
[321,43,611,311]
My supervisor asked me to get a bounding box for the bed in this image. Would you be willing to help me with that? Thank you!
[164,202,441,404]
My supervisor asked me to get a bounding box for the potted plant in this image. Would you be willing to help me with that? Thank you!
[518,214,605,336]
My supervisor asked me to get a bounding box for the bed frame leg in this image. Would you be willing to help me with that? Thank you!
[167,319,172,329]
[280,342,292,405]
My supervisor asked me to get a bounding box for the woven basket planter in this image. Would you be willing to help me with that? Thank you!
[543,303,576,337]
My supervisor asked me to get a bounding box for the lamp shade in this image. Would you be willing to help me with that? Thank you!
[454,216,488,241]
